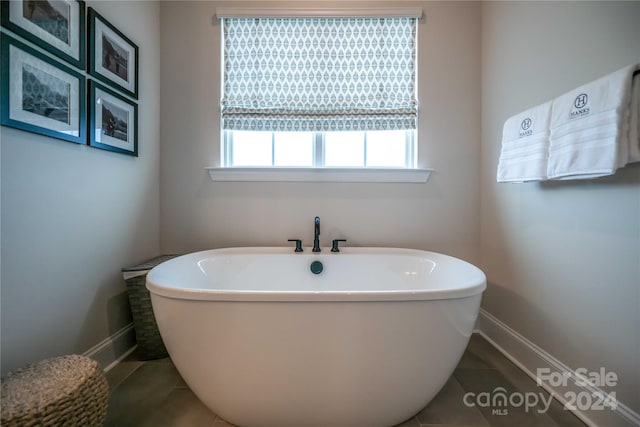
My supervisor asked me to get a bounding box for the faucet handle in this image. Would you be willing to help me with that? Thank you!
[288,239,303,252]
[331,239,347,252]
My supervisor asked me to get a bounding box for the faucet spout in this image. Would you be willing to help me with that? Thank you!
[313,216,321,252]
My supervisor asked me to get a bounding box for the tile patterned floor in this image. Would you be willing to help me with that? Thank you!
[105,334,586,427]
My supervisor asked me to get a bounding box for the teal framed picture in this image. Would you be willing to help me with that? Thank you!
[1,0,86,69]
[88,7,138,99]
[88,80,138,156]
[1,34,86,144]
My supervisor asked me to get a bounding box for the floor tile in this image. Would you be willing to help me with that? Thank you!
[393,416,421,427]
[421,425,492,427]
[541,403,591,427]
[211,414,422,427]
[105,361,183,427]
[456,344,493,370]
[105,359,144,391]
[140,387,217,427]
[464,334,550,394]
[417,376,489,426]
[454,368,571,427]
[175,373,189,388]
[212,417,237,427]
[461,336,586,427]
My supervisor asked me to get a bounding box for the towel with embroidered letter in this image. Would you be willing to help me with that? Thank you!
[547,63,640,180]
[497,101,552,183]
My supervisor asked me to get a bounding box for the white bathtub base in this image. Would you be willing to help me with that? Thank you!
[151,295,482,427]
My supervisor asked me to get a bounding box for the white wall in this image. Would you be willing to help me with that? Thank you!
[480,1,640,415]
[0,1,161,374]
[160,1,481,263]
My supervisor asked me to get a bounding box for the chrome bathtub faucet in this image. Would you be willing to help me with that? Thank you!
[313,216,321,252]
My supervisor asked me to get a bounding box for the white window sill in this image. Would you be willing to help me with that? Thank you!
[205,167,432,183]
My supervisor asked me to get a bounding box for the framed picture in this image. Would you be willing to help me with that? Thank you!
[1,34,86,144]
[1,0,85,69]
[88,8,138,99]
[88,80,138,156]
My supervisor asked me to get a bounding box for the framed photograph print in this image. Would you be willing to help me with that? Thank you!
[88,80,138,156]
[88,8,138,99]
[1,0,85,69]
[1,35,86,144]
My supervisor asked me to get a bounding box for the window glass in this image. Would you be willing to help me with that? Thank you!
[274,132,314,167]
[366,130,407,167]
[224,130,415,167]
[324,132,365,167]
[231,131,272,166]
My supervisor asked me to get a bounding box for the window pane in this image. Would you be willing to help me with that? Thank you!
[366,130,407,167]
[324,132,365,167]
[231,131,272,166]
[274,132,313,167]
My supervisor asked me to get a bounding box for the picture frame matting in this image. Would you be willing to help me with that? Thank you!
[88,80,138,156]
[1,34,86,144]
[88,7,138,99]
[1,0,86,69]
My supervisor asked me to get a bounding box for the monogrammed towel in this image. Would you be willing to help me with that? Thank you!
[497,101,552,183]
[547,63,640,180]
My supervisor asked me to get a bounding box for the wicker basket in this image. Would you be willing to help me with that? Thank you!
[122,255,177,360]
[1,355,109,427]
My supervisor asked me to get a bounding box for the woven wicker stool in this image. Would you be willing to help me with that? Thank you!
[1,354,109,427]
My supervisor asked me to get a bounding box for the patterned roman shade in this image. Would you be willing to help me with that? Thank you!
[221,17,418,132]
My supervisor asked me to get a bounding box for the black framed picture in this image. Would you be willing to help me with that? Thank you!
[1,34,86,144]
[88,8,138,99]
[88,80,138,156]
[1,0,85,69]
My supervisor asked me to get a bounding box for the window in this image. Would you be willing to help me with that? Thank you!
[223,130,415,167]
[220,15,419,170]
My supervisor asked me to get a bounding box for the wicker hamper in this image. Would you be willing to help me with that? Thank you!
[1,355,109,427]
[122,255,178,360]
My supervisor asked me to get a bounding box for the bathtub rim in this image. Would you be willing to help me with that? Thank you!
[146,246,487,302]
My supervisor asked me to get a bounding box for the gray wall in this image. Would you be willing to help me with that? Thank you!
[0,1,161,374]
[160,1,482,263]
[480,1,640,414]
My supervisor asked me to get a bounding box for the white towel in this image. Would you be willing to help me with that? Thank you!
[547,63,640,180]
[628,70,640,162]
[497,101,552,183]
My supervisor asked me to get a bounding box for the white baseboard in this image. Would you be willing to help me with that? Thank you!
[476,309,640,427]
[83,323,137,372]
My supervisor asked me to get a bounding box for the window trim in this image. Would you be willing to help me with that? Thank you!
[206,166,432,183]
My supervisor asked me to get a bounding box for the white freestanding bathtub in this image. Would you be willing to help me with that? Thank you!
[147,247,486,427]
